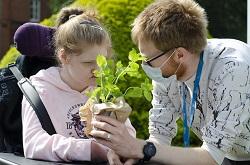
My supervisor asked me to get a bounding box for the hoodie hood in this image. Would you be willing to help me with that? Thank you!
[30,67,76,93]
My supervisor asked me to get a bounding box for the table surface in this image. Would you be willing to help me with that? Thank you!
[0,152,107,165]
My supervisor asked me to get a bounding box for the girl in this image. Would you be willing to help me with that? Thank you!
[21,7,135,162]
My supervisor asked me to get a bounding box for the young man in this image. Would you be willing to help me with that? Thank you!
[91,0,250,164]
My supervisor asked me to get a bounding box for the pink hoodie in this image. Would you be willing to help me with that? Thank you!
[22,66,136,162]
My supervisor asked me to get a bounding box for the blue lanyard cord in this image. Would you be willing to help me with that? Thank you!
[182,84,190,147]
[182,51,204,147]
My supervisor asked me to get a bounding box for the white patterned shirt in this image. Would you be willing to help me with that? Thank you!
[148,39,250,164]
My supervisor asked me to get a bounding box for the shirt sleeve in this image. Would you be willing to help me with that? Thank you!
[148,79,181,145]
[22,97,93,162]
[203,61,250,164]
[201,142,225,164]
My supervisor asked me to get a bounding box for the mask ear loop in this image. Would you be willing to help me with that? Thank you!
[174,61,182,75]
[159,48,177,68]
[173,49,183,75]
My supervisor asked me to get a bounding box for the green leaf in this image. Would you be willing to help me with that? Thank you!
[129,62,139,70]
[100,93,106,103]
[143,90,152,101]
[141,78,153,91]
[128,49,147,62]
[95,77,102,86]
[127,71,141,77]
[104,75,115,83]
[128,49,141,62]
[105,83,117,91]
[85,90,92,98]
[107,85,122,98]
[88,49,151,104]
[104,68,112,75]
[107,59,115,69]
[93,70,102,78]
[90,87,102,100]
[125,87,143,98]
[116,61,123,68]
[96,55,107,67]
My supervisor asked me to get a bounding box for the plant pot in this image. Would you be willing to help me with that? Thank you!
[79,97,131,137]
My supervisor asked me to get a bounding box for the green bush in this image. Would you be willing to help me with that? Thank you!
[40,14,57,27]
[72,0,154,139]
[0,47,20,68]
[49,0,73,13]
[75,0,203,145]
[172,119,202,147]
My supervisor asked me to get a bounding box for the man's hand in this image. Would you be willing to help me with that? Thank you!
[90,115,145,159]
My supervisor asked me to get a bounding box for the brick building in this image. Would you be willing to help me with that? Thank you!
[0,0,51,58]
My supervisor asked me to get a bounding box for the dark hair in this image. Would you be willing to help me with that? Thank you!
[56,7,84,27]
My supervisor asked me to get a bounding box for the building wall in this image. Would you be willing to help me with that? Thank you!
[0,0,51,59]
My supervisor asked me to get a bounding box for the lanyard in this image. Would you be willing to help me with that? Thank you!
[181,51,204,147]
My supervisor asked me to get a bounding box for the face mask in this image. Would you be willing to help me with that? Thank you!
[141,49,181,82]
[141,64,168,82]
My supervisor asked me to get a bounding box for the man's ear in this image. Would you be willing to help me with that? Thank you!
[175,47,189,62]
[58,48,70,64]
[173,47,183,62]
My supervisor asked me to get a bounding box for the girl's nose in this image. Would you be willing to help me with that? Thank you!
[92,63,98,70]
[91,65,97,75]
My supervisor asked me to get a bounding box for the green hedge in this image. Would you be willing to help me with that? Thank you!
[1,0,202,146]
[73,0,202,145]
[0,47,20,68]
[73,0,154,139]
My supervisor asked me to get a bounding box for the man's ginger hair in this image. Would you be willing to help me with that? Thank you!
[131,0,208,54]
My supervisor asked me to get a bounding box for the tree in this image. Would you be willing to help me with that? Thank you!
[49,0,73,13]
[197,0,247,42]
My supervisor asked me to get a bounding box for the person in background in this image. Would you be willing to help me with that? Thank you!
[21,7,135,162]
[90,0,250,164]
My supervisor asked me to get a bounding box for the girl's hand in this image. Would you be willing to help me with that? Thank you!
[123,158,137,165]
[108,149,138,165]
[107,149,123,165]
[90,140,109,162]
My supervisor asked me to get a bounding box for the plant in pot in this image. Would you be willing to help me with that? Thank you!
[79,49,152,136]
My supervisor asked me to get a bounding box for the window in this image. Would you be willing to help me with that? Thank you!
[30,0,41,22]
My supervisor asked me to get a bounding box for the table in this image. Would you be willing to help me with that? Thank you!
[0,153,107,165]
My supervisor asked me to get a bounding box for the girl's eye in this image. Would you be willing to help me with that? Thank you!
[82,61,96,65]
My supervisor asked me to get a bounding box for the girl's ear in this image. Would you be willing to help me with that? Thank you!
[58,48,70,64]
[107,45,113,58]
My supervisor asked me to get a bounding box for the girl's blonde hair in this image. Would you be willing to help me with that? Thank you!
[54,7,111,55]
[131,0,208,54]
